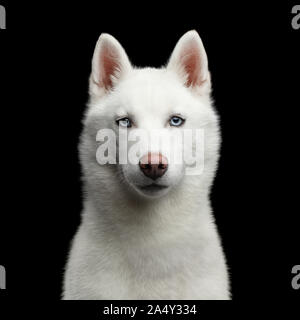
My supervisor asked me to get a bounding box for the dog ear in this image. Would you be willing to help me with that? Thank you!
[167,30,210,94]
[91,33,132,95]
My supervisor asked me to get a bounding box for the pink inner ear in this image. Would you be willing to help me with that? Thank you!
[100,45,120,90]
[181,44,203,87]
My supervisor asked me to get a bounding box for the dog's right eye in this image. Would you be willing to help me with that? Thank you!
[116,117,132,128]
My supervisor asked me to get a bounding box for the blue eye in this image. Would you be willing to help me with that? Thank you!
[170,116,185,127]
[117,117,132,128]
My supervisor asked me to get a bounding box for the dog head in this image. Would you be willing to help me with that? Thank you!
[81,31,220,200]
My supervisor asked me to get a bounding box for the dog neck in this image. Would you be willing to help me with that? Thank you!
[82,175,212,245]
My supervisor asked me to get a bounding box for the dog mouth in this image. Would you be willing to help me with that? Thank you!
[138,183,169,192]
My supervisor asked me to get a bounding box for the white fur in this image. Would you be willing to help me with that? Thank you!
[63,30,230,300]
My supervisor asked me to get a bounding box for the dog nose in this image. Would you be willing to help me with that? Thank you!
[139,153,168,180]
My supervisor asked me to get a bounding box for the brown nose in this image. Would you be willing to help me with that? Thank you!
[139,153,168,180]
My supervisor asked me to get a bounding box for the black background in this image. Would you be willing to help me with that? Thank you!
[0,0,299,314]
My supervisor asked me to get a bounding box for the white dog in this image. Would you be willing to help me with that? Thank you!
[63,30,230,300]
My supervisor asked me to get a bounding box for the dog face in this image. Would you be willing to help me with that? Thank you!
[82,31,219,199]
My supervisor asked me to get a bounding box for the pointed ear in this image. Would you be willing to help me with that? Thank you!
[90,33,132,95]
[167,30,210,94]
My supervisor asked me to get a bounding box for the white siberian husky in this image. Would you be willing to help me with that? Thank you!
[63,30,230,300]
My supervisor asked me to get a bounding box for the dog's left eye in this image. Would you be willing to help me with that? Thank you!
[169,116,185,127]
[116,117,132,128]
